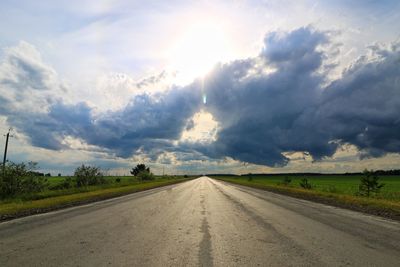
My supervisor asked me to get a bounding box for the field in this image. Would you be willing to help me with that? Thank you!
[0,176,192,220]
[211,174,400,220]
[212,174,400,201]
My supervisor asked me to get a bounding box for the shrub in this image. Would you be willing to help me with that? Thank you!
[0,161,48,198]
[131,164,150,176]
[115,177,121,183]
[137,171,155,181]
[358,169,385,197]
[299,178,312,189]
[49,177,73,190]
[74,165,105,187]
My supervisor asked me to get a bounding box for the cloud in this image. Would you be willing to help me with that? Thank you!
[1,27,400,168]
[0,41,202,156]
[0,41,66,113]
[198,27,400,166]
[201,27,331,166]
[316,42,400,158]
[135,70,168,89]
[85,84,203,157]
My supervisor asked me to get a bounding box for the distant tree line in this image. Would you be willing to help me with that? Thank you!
[27,171,52,177]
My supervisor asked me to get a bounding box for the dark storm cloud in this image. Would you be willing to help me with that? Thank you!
[1,27,400,167]
[0,42,202,155]
[200,28,400,165]
[4,102,92,150]
[202,27,332,166]
[316,43,400,159]
[85,84,202,157]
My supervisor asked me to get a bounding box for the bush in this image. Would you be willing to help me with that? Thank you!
[137,171,155,181]
[74,165,105,187]
[131,164,150,176]
[0,161,48,198]
[115,177,121,183]
[299,178,312,189]
[358,169,385,197]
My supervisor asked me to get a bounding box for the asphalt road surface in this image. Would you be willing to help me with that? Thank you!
[1,177,399,266]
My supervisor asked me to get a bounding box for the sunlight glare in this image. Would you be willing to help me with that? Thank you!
[168,22,231,85]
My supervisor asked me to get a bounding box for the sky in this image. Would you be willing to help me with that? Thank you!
[1,0,400,175]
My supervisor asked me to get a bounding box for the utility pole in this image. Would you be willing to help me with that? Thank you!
[2,128,13,172]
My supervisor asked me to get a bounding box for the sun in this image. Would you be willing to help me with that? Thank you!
[168,22,232,85]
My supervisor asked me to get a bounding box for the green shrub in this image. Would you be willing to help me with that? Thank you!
[0,161,48,198]
[74,165,105,187]
[131,164,150,176]
[137,171,155,181]
[299,178,312,189]
[115,177,121,183]
[49,177,74,190]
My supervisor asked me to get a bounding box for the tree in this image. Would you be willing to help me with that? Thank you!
[358,169,385,197]
[74,165,104,187]
[130,164,150,176]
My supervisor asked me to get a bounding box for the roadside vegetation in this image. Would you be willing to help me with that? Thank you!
[0,162,193,220]
[211,170,400,220]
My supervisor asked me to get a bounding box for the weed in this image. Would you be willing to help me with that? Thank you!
[299,178,312,189]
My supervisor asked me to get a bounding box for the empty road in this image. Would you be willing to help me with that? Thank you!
[0,177,399,266]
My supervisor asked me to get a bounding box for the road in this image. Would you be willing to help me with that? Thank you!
[0,177,399,266]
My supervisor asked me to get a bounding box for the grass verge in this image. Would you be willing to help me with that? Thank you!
[0,178,190,221]
[214,177,400,221]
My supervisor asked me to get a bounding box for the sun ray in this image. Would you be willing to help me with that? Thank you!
[168,21,232,85]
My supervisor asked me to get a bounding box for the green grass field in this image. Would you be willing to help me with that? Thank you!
[212,175,400,201]
[211,174,400,220]
[0,176,192,220]
[46,175,135,187]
